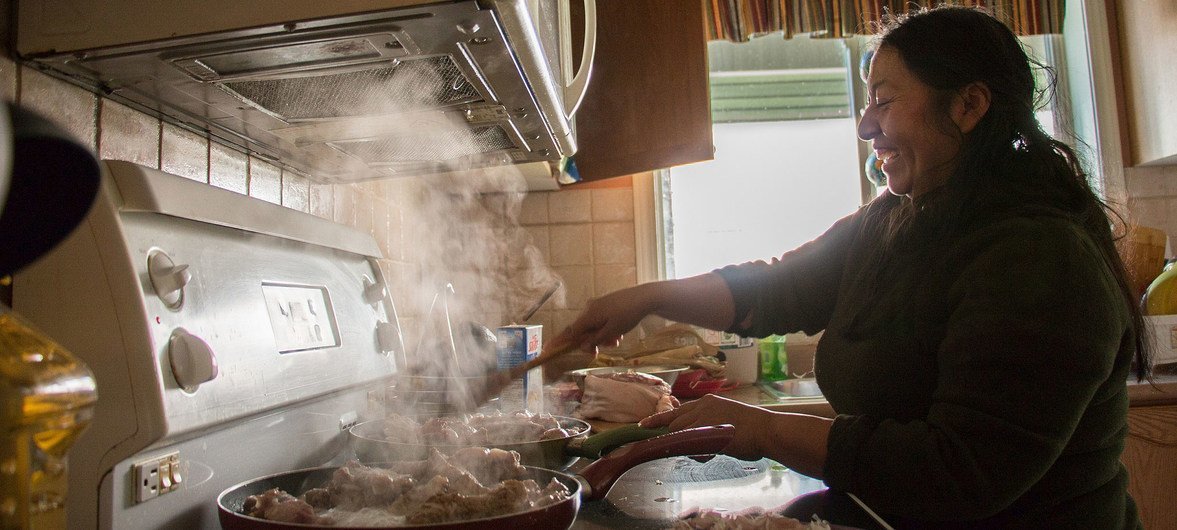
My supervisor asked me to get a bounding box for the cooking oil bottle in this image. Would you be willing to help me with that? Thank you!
[1144,260,1177,315]
[0,306,96,529]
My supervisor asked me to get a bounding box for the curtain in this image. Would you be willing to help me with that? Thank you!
[703,0,1066,41]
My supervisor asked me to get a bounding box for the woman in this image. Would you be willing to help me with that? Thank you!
[551,6,1149,529]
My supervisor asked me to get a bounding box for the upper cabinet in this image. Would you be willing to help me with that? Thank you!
[570,0,714,182]
[1112,1,1177,166]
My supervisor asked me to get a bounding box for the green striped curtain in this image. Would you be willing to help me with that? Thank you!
[704,0,1066,41]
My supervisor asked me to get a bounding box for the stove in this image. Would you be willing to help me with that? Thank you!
[13,160,402,528]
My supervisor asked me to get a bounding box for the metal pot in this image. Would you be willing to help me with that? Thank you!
[349,416,672,470]
[217,425,736,530]
[349,415,593,470]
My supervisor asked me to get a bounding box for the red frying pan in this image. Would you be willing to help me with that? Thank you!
[217,425,735,530]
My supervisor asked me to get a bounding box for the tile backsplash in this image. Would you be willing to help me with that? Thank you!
[1,53,641,361]
[1126,165,1177,252]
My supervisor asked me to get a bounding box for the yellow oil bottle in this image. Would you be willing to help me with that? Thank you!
[1144,261,1177,315]
[0,308,96,529]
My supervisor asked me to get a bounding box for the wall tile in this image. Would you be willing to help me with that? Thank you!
[310,183,334,220]
[519,193,549,225]
[592,221,636,265]
[548,189,592,223]
[248,156,282,204]
[282,172,311,213]
[1125,165,1177,198]
[0,56,15,102]
[353,186,375,236]
[98,99,160,168]
[549,224,592,266]
[594,264,637,297]
[552,265,594,310]
[591,188,634,221]
[160,122,208,182]
[373,201,392,259]
[209,142,247,194]
[522,225,550,264]
[1128,197,1171,230]
[19,68,98,151]
[333,184,357,226]
[385,201,405,262]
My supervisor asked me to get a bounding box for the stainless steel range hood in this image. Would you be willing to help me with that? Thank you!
[15,0,596,187]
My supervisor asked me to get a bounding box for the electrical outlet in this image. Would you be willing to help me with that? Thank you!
[133,452,180,503]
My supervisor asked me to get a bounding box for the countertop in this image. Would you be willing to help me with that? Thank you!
[1128,364,1177,406]
[563,368,1177,529]
[581,367,1177,434]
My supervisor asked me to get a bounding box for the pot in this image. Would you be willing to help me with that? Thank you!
[217,425,736,530]
[350,416,671,470]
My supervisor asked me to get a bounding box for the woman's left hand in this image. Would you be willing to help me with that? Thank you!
[639,393,773,461]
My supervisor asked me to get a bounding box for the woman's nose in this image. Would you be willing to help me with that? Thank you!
[857,107,879,141]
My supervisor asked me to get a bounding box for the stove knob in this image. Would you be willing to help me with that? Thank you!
[168,328,219,392]
[362,277,387,305]
[376,321,401,355]
[148,251,192,309]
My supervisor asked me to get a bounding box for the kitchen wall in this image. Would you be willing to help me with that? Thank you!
[1126,166,1177,249]
[0,49,642,366]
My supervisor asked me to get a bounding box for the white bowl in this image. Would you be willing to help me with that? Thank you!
[770,378,822,397]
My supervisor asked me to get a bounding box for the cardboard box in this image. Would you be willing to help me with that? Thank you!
[496,325,544,412]
[696,327,754,348]
[1146,315,1177,366]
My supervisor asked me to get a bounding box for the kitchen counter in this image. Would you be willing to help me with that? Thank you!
[560,367,1177,529]
[1128,364,1177,406]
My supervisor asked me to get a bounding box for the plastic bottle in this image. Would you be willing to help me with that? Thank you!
[758,335,788,381]
[1144,260,1177,315]
[1,308,97,529]
[1146,259,1177,313]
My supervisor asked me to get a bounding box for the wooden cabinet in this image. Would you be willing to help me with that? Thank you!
[1111,1,1177,166]
[570,0,714,182]
[1122,404,1177,529]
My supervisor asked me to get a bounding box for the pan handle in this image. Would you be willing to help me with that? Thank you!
[564,423,670,459]
[575,424,735,501]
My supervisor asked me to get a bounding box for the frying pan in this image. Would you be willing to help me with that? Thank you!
[217,424,735,530]
[349,415,594,470]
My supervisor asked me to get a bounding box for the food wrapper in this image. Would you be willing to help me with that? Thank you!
[592,344,726,378]
[600,324,720,359]
[575,372,680,423]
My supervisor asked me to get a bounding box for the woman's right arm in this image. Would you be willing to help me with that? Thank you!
[551,197,883,352]
[550,272,736,352]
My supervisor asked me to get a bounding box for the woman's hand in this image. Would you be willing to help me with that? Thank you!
[550,282,663,353]
[641,393,834,478]
[550,273,738,354]
[639,393,772,461]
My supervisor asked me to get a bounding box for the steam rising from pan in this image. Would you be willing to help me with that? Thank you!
[338,55,564,415]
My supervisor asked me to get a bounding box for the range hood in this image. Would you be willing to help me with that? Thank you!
[15,0,596,187]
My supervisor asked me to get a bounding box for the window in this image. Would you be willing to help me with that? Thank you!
[654,32,1076,280]
[661,35,866,279]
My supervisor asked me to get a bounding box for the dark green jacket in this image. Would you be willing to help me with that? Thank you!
[716,192,1140,529]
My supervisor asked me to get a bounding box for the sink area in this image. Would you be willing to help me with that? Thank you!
[763,378,823,398]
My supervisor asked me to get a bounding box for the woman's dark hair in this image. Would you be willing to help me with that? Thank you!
[875,6,1151,381]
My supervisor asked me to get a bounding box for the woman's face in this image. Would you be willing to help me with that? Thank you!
[857,46,962,198]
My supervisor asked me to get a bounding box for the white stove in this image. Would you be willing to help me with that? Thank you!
[13,160,402,528]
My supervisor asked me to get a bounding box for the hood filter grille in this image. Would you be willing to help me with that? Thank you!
[221,55,482,121]
[331,125,514,164]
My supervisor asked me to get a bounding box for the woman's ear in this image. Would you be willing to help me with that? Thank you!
[952,82,992,134]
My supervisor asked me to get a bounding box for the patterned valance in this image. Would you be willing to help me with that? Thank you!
[704,1,1066,41]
